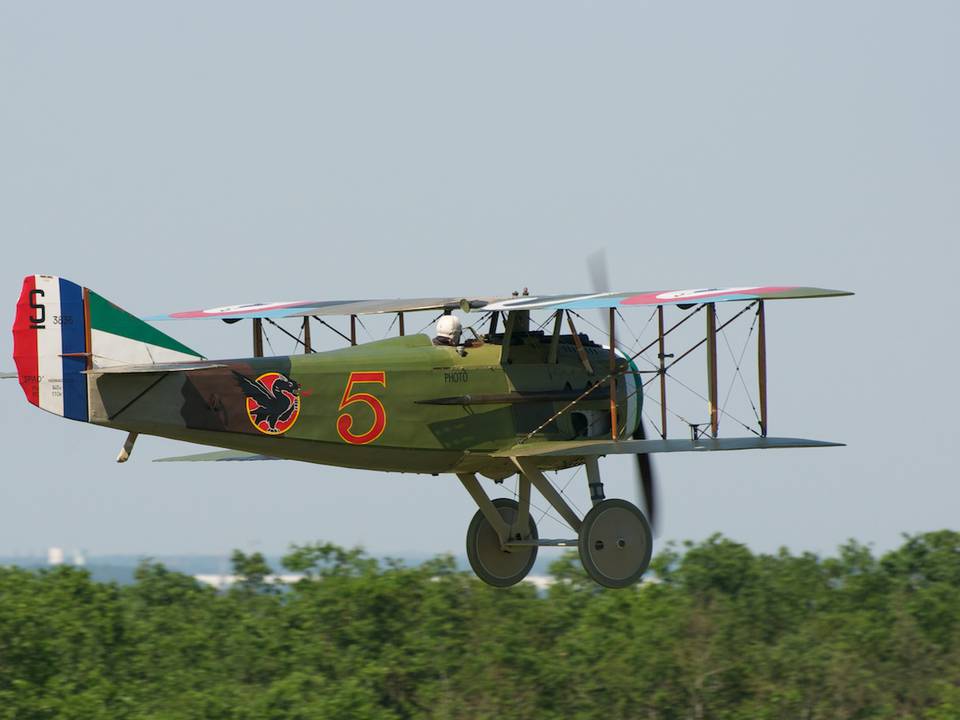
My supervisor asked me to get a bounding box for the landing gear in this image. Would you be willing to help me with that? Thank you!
[465,498,539,588]
[457,463,652,590]
[578,499,652,588]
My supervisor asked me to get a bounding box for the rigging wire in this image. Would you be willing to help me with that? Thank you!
[641,390,696,429]
[505,466,586,535]
[383,313,398,339]
[568,310,637,357]
[311,315,353,344]
[414,312,445,336]
[616,307,656,346]
[534,312,555,332]
[718,310,761,425]
[505,476,574,535]
[519,307,707,443]
[355,315,373,341]
[264,318,308,354]
[465,312,492,339]
[527,301,762,441]
[294,322,304,355]
[555,466,585,519]
[658,371,760,436]
[261,323,277,356]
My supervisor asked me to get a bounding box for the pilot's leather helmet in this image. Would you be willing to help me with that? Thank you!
[436,315,463,344]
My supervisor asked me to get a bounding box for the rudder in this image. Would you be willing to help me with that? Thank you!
[13,276,90,420]
[12,275,203,421]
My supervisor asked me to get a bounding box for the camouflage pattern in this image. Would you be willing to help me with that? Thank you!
[89,333,639,479]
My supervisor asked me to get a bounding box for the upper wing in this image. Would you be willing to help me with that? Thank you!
[144,286,851,322]
[144,296,504,321]
[482,286,852,312]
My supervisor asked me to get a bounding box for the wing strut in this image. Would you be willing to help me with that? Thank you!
[565,311,593,374]
[758,300,768,436]
[501,312,517,363]
[252,319,264,357]
[657,305,668,439]
[608,307,618,440]
[706,303,719,437]
[547,311,562,364]
[303,317,312,353]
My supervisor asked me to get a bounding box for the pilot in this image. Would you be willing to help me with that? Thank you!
[433,314,462,347]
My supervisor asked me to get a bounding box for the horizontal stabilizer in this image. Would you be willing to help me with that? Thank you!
[493,436,845,458]
[86,362,227,375]
[154,449,280,462]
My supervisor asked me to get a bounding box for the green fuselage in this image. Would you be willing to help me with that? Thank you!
[89,332,640,478]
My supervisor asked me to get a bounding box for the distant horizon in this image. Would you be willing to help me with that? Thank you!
[4,523,950,570]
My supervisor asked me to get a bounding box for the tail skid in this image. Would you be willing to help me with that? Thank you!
[12,275,203,420]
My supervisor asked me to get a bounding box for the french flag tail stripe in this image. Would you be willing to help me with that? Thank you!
[13,274,197,422]
[12,275,41,407]
[59,278,89,422]
[33,275,63,416]
[11,275,90,422]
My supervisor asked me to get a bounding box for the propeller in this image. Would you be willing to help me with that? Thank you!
[633,420,658,534]
[587,248,659,533]
[587,249,611,334]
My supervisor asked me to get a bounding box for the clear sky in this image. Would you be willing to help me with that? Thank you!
[1,1,957,561]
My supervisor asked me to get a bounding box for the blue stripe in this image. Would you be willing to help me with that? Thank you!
[59,278,89,422]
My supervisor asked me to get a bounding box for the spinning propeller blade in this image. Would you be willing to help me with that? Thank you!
[587,248,611,333]
[587,248,659,532]
[633,420,658,534]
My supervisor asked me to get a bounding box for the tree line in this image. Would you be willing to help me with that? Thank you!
[1,531,959,719]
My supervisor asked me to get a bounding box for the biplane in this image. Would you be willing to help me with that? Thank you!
[11,274,851,588]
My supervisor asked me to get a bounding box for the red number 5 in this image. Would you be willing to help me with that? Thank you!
[336,371,387,445]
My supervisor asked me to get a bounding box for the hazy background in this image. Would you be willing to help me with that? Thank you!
[1,1,956,562]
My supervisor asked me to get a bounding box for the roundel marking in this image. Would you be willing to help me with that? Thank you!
[243,371,302,435]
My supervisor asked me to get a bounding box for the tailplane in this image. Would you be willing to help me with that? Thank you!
[12,275,203,420]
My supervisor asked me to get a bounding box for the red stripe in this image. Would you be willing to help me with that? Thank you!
[12,275,40,406]
[621,286,793,306]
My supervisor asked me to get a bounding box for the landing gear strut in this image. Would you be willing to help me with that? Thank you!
[458,460,653,589]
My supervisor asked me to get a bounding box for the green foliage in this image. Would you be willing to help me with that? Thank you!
[2,532,960,718]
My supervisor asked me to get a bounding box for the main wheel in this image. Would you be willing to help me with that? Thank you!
[466,498,538,588]
[578,499,652,588]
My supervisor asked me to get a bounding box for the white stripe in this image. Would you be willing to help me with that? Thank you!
[90,329,201,368]
[483,292,613,311]
[35,275,64,416]
[655,286,760,301]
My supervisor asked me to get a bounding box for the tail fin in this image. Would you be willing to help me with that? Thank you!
[12,275,203,420]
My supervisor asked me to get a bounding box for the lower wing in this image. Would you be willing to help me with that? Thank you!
[493,436,844,458]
